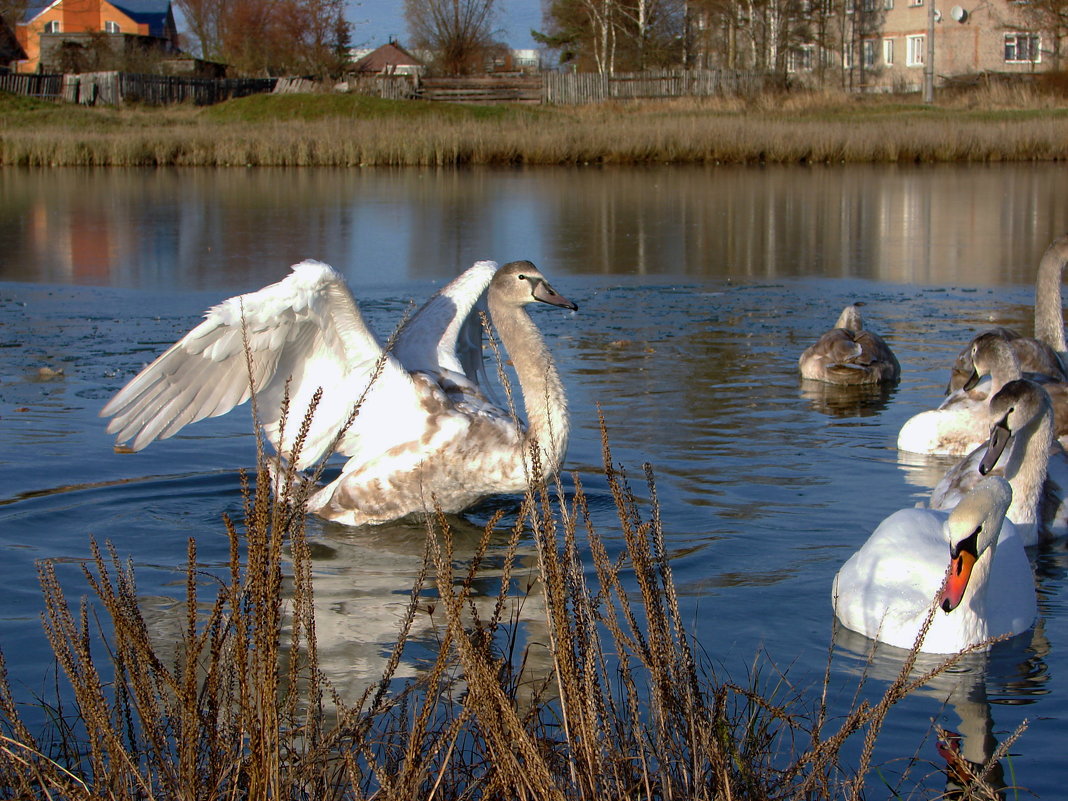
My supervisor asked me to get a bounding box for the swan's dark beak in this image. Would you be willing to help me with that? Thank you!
[979,417,1012,475]
[961,368,982,392]
[532,280,578,311]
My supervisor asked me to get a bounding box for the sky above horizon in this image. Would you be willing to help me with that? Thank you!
[347,0,545,51]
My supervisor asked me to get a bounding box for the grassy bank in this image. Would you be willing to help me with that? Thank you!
[3,84,1068,166]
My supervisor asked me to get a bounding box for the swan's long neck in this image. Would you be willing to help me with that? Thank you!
[985,345,1022,396]
[1001,411,1051,531]
[489,296,570,478]
[1033,238,1068,355]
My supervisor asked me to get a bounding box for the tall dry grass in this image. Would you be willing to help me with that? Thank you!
[3,87,1068,166]
[0,326,1027,798]
[0,420,1025,798]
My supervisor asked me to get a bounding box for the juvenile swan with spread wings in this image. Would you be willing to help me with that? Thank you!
[101,259,578,526]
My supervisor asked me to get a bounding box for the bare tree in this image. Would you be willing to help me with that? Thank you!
[174,0,227,60]
[1020,0,1068,69]
[177,0,351,76]
[404,0,498,74]
[538,0,685,73]
[0,0,28,28]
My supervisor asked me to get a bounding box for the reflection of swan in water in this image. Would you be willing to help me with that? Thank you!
[126,514,556,716]
[302,516,555,705]
[798,302,900,385]
[798,379,895,419]
[832,624,1048,799]
[101,259,578,526]
[832,476,1037,653]
[897,449,962,494]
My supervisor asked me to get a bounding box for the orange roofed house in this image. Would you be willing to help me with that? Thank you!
[15,0,178,73]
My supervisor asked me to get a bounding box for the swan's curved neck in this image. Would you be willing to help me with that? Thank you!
[1002,410,1051,529]
[1034,240,1067,355]
[488,296,570,477]
[986,347,1022,396]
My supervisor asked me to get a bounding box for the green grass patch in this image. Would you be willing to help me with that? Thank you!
[198,91,542,124]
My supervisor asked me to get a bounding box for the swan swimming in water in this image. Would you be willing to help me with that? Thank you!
[946,234,1068,393]
[898,331,1029,456]
[101,259,578,526]
[798,302,900,385]
[832,475,1036,653]
[929,379,1068,546]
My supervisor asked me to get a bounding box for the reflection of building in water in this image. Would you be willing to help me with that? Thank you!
[5,166,1068,289]
[539,166,1068,286]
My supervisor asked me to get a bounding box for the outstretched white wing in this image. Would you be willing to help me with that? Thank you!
[392,260,497,383]
[101,260,424,469]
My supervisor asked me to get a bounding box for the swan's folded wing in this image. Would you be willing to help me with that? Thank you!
[393,260,497,380]
[102,260,423,468]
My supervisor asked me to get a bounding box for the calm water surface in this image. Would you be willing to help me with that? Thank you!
[2,164,1068,796]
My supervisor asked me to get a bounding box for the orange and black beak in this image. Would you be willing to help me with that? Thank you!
[940,528,979,612]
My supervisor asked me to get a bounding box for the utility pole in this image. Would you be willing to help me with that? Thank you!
[923,0,935,102]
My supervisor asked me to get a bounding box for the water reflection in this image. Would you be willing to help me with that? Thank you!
[4,165,1068,290]
[306,516,554,703]
[799,379,897,418]
[833,624,1049,799]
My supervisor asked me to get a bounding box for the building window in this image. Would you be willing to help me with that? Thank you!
[1004,33,1040,63]
[909,0,922,6]
[789,44,816,72]
[862,39,877,68]
[906,34,925,66]
[843,42,854,68]
[883,38,894,65]
[104,20,120,33]
[884,0,894,9]
[43,20,60,33]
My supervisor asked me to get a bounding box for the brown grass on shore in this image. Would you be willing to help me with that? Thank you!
[2,85,1068,166]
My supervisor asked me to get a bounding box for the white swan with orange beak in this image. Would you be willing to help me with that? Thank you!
[833,476,1036,653]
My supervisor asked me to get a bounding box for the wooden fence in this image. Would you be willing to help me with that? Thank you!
[1,68,776,107]
[418,76,542,104]
[544,69,777,104]
[0,72,63,99]
[343,69,775,104]
[0,71,275,105]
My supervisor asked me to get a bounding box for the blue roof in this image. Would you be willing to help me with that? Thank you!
[22,1,172,32]
[109,0,172,19]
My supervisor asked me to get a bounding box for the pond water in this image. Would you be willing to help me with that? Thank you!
[2,164,1068,797]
